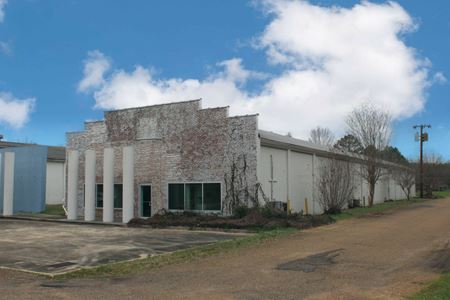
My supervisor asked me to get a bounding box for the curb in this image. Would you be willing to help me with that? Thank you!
[128,224,255,234]
[0,216,253,233]
[0,215,126,227]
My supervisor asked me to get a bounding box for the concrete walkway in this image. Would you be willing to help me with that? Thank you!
[1,198,450,299]
[0,219,248,275]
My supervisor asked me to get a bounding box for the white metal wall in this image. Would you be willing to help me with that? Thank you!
[258,147,288,204]
[258,145,412,214]
[45,161,65,205]
[290,151,314,214]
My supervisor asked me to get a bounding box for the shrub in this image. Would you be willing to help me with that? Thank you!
[233,205,250,218]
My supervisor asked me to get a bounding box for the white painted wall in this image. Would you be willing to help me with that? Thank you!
[290,151,313,214]
[258,147,288,204]
[45,161,65,205]
[258,144,412,214]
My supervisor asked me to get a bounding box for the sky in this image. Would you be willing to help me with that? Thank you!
[0,0,448,160]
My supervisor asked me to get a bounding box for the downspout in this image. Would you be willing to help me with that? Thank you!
[287,149,291,214]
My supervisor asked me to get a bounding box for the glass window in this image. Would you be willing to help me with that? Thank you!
[169,184,184,210]
[185,183,203,210]
[96,184,103,208]
[168,183,221,211]
[203,183,221,210]
[96,184,122,209]
[114,184,123,209]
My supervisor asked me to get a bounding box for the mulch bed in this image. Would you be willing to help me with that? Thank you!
[128,209,334,230]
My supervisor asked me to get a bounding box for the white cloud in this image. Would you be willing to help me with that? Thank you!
[90,59,252,110]
[0,1,35,129]
[0,0,6,23]
[79,1,434,139]
[0,41,11,55]
[77,50,111,93]
[432,72,447,84]
[0,92,35,128]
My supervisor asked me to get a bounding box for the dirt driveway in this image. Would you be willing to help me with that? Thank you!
[1,198,450,299]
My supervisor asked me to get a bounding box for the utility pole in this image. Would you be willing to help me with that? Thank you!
[413,124,431,198]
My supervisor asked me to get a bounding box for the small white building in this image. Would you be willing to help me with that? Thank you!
[0,141,66,205]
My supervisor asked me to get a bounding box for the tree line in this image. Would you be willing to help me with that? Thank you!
[309,103,416,213]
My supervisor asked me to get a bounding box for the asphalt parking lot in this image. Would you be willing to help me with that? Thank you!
[0,219,247,275]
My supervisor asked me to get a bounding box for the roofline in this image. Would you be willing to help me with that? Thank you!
[258,130,408,168]
[103,99,202,113]
[84,120,104,124]
[0,142,66,162]
[228,113,259,119]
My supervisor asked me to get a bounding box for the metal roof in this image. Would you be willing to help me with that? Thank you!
[258,130,334,157]
[0,141,65,162]
[258,130,411,171]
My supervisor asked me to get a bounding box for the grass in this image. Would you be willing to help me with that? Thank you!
[411,272,450,300]
[41,204,66,216]
[52,227,297,280]
[331,198,424,221]
[433,190,450,199]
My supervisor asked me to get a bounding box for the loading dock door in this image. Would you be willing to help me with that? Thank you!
[141,185,151,217]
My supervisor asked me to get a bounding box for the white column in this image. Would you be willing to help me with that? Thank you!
[122,146,134,223]
[67,150,79,220]
[3,152,15,216]
[103,148,114,223]
[84,150,96,221]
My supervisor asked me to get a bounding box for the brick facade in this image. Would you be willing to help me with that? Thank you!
[66,100,258,219]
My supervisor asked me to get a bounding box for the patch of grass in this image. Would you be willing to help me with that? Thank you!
[41,205,65,216]
[433,190,450,199]
[411,272,450,300]
[331,198,424,221]
[52,227,297,280]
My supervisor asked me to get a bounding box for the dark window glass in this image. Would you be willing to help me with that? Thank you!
[203,183,221,210]
[96,184,122,209]
[96,184,103,208]
[141,185,152,217]
[114,184,123,209]
[169,184,184,210]
[185,183,202,210]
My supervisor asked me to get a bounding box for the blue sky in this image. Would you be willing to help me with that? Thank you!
[0,0,448,160]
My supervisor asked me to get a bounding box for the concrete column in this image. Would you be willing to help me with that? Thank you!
[3,152,15,216]
[67,150,79,220]
[103,148,114,223]
[122,146,134,223]
[84,150,96,221]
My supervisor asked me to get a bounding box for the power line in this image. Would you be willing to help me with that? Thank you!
[413,124,431,198]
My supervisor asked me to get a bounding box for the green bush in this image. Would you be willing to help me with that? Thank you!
[233,205,250,218]
[260,204,287,218]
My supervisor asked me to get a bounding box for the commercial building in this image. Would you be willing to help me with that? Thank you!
[65,99,413,222]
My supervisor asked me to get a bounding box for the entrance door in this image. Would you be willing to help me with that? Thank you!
[141,185,151,217]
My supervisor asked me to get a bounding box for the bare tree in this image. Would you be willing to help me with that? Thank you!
[422,153,445,194]
[309,126,335,147]
[346,103,392,207]
[316,155,355,214]
[390,165,415,201]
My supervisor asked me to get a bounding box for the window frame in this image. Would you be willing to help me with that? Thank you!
[95,183,124,210]
[167,182,222,213]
